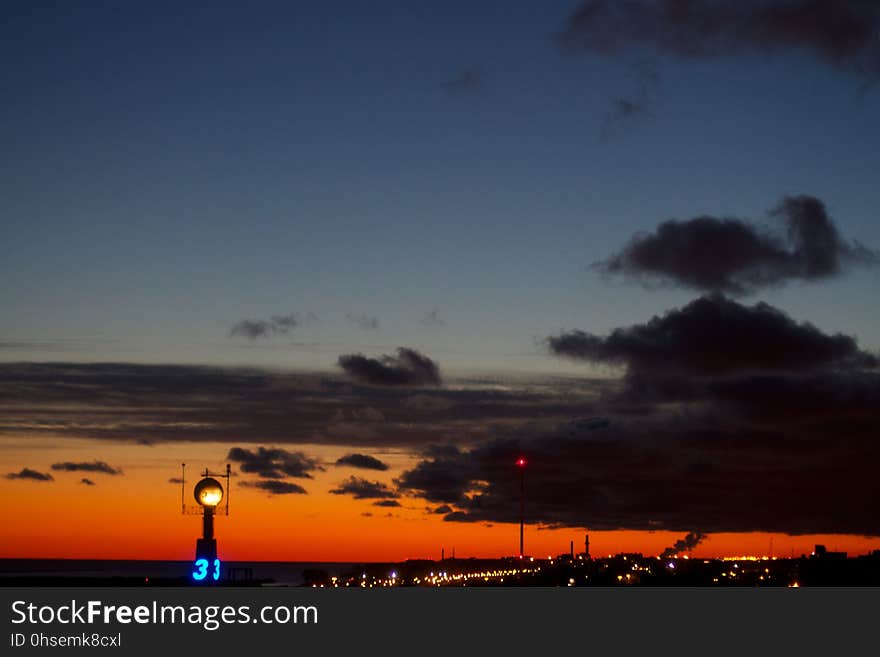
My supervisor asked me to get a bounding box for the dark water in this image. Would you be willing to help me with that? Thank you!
[0,559,365,586]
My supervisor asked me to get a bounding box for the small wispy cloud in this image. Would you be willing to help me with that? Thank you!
[335,453,390,471]
[229,312,317,340]
[329,476,400,499]
[6,468,53,482]
[51,460,123,475]
[240,480,308,495]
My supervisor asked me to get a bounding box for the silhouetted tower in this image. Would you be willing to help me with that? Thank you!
[194,475,224,562]
[584,533,590,559]
[181,463,231,582]
[516,457,526,557]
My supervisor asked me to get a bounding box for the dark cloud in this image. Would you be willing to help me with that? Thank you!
[388,286,880,535]
[0,338,117,353]
[373,500,401,507]
[397,413,880,535]
[335,453,390,471]
[229,320,273,340]
[230,313,314,340]
[329,476,399,499]
[51,460,122,475]
[660,531,706,559]
[80,478,95,486]
[168,477,184,484]
[227,446,322,479]
[432,505,453,514]
[346,313,379,331]
[337,348,442,386]
[397,285,880,537]
[558,0,880,77]
[443,67,484,94]
[395,445,472,504]
[595,195,878,295]
[240,480,308,495]
[6,468,53,481]
[1,351,877,536]
[548,294,877,378]
[0,363,600,447]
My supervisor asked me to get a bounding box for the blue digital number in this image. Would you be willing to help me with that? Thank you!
[212,558,221,581]
[192,558,208,581]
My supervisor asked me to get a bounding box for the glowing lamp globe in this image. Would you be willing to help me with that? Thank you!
[194,478,224,507]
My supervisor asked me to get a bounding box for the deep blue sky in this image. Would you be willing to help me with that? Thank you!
[2,1,878,373]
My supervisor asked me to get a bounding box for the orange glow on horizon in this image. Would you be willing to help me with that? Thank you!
[4,439,880,563]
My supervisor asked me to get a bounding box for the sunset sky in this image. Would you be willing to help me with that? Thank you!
[3,1,880,562]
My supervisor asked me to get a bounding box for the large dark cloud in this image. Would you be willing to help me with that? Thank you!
[548,294,877,378]
[595,195,878,296]
[6,468,53,482]
[0,363,600,447]
[51,460,123,475]
[396,412,880,535]
[2,347,879,535]
[337,348,442,386]
[335,453,390,471]
[329,476,399,500]
[240,480,307,495]
[392,286,880,536]
[558,0,880,77]
[227,446,322,479]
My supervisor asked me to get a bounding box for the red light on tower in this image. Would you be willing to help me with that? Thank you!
[516,457,526,557]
